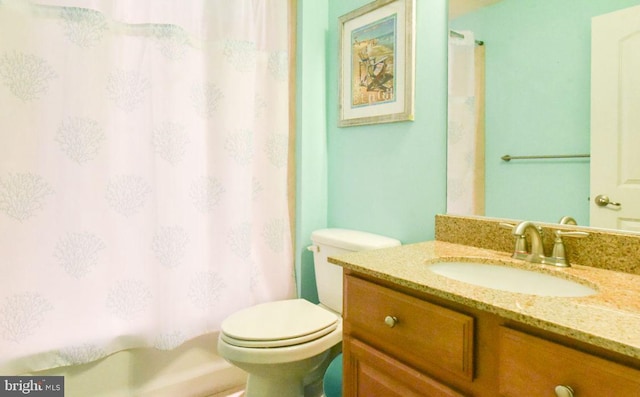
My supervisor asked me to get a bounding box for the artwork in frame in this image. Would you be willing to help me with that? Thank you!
[338,0,415,127]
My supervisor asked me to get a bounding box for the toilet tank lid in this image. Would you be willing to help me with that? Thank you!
[311,228,401,251]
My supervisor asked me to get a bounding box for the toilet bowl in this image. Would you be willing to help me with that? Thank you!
[217,229,401,397]
[217,299,342,397]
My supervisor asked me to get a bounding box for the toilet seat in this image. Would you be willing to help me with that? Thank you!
[220,299,339,348]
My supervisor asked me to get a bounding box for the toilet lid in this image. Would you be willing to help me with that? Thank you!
[220,299,339,348]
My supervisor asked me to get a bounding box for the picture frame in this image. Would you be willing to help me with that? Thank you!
[338,0,415,127]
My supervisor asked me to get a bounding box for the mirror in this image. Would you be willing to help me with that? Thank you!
[447,0,640,230]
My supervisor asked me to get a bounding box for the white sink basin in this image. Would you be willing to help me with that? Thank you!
[427,262,597,297]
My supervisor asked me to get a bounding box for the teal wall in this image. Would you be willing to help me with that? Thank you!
[451,0,640,225]
[326,0,448,241]
[295,0,329,302]
[296,0,449,300]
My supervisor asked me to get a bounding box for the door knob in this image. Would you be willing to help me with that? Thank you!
[594,194,621,208]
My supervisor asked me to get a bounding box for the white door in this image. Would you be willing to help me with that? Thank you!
[591,5,640,231]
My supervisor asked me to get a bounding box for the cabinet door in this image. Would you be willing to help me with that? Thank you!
[499,327,640,396]
[344,275,474,381]
[344,337,467,397]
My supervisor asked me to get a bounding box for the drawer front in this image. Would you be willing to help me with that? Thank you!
[344,275,474,380]
[499,327,640,396]
[345,337,468,397]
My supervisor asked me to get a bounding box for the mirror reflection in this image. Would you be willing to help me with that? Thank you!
[448,0,640,232]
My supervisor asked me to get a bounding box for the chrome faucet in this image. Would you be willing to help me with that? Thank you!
[512,221,546,263]
[506,220,589,267]
[558,216,577,225]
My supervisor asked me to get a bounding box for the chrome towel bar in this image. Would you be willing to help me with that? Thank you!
[501,154,590,162]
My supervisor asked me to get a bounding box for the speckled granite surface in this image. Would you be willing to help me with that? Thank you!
[330,215,640,359]
[435,214,640,275]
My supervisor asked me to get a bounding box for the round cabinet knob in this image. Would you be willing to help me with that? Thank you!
[554,385,575,397]
[384,316,398,328]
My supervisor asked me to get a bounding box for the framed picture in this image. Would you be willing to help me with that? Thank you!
[338,0,415,127]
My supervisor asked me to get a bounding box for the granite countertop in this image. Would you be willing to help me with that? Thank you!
[329,240,640,360]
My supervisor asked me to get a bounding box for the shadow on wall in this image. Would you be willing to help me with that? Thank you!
[300,248,320,303]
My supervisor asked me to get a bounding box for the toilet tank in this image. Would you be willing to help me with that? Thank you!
[309,229,401,314]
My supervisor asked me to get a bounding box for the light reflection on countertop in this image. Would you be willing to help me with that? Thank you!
[329,240,640,359]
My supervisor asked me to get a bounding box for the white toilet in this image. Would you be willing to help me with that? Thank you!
[217,228,401,397]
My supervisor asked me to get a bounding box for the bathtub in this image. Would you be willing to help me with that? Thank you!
[27,332,247,397]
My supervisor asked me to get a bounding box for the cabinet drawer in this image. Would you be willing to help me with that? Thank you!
[345,337,468,397]
[499,327,640,396]
[344,275,474,380]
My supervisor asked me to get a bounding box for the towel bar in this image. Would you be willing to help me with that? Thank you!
[501,154,590,162]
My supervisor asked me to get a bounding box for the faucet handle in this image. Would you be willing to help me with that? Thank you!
[549,230,589,267]
[554,230,589,238]
[512,235,529,259]
[499,222,530,259]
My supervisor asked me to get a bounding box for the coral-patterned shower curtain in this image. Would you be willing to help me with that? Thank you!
[0,0,295,373]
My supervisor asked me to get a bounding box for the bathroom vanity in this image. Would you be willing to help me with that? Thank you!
[331,216,640,396]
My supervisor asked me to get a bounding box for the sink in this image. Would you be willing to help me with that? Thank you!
[427,261,597,297]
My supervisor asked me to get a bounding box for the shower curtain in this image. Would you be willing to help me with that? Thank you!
[447,31,485,216]
[0,0,295,374]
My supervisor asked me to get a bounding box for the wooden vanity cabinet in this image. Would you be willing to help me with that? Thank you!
[343,271,640,397]
[344,338,466,397]
[343,273,481,396]
[499,327,640,396]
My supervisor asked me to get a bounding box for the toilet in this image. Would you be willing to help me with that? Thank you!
[217,228,401,397]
